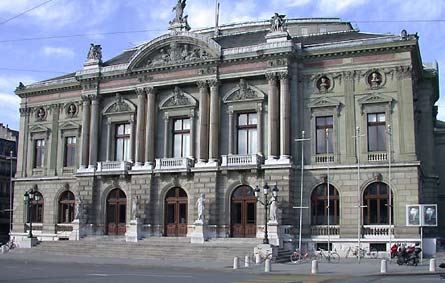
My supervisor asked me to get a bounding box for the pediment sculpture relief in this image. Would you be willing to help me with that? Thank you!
[230,79,258,101]
[163,87,192,108]
[143,42,210,67]
[105,94,132,114]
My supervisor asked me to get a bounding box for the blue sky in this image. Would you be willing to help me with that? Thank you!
[0,0,443,131]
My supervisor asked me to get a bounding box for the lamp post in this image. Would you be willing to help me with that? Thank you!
[23,187,40,238]
[255,183,279,245]
[7,150,15,236]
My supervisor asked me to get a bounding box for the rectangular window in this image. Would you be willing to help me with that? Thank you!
[367,113,386,152]
[34,139,45,168]
[237,113,257,155]
[315,116,333,154]
[64,136,76,167]
[173,118,190,158]
[115,123,131,161]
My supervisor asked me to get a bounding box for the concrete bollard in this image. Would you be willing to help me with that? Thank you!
[311,260,318,274]
[264,258,271,272]
[245,255,250,268]
[255,253,261,264]
[233,257,239,269]
[1,246,6,254]
[380,259,387,274]
[430,259,436,272]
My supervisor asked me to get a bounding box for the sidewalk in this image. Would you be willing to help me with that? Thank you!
[2,249,445,277]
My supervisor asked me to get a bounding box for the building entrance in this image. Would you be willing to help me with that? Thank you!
[106,188,127,235]
[231,185,256,238]
[164,187,188,237]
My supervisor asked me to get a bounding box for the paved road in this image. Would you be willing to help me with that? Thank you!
[326,274,445,283]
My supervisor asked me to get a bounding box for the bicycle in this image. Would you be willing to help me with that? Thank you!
[290,249,312,263]
[315,248,340,263]
[345,246,378,259]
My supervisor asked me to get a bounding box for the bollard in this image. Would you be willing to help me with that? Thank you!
[233,257,239,269]
[255,253,261,264]
[380,259,387,274]
[245,255,250,268]
[430,259,436,272]
[264,258,271,272]
[311,260,318,274]
[1,246,5,254]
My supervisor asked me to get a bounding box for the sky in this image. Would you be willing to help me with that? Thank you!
[0,0,444,131]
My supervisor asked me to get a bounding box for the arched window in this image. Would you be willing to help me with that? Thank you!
[363,182,393,225]
[311,183,339,225]
[58,191,75,223]
[30,192,44,223]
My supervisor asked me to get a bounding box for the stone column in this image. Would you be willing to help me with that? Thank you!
[145,87,156,166]
[228,109,234,155]
[88,94,100,169]
[135,88,146,166]
[257,104,263,156]
[197,81,209,162]
[208,80,219,162]
[266,72,279,160]
[105,119,112,161]
[80,95,90,169]
[129,116,135,163]
[189,111,195,159]
[279,71,290,159]
[163,114,169,158]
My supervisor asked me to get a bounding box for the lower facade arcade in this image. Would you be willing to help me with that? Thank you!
[11,165,425,253]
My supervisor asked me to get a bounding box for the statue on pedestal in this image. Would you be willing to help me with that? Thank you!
[74,192,83,220]
[171,0,186,24]
[131,195,141,220]
[269,196,278,223]
[270,13,286,32]
[195,193,205,223]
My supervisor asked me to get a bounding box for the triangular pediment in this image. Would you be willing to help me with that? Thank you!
[128,32,221,71]
[308,97,341,109]
[223,79,265,103]
[29,124,49,134]
[358,93,393,105]
[160,87,197,110]
[60,121,80,131]
[103,94,136,115]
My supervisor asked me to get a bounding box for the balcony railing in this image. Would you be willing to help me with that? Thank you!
[310,225,340,236]
[315,154,335,164]
[155,157,194,171]
[220,154,263,168]
[96,161,132,173]
[368,152,388,162]
[362,225,394,238]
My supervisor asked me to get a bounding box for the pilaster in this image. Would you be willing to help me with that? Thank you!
[135,88,147,166]
[266,72,279,161]
[80,95,90,169]
[197,81,209,163]
[88,94,100,169]
[208,80,220,162]
[145,87,156,166]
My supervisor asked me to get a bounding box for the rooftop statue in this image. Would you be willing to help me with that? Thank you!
[171,0,186,24]
[270,13,286,32]
[87,44,102,61]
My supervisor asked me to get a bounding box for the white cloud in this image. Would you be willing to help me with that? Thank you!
[0,92,21,130]
[0,75,35,93]
[269,0,311,8]
[42,46,75,58]
[316,0,367,13]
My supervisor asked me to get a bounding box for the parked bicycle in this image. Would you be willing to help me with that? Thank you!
[290,249,312,263]
[345,246,378,259]
[315,248,340,263]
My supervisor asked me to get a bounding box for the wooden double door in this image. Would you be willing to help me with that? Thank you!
[165,187,188,237]
[231,185,256,238]
[106,189,127,235]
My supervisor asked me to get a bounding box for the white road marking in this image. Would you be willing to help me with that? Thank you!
[87,273,194,278]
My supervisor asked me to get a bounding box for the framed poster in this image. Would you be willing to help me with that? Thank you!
[406,205,421,226]
[422,204,438,226]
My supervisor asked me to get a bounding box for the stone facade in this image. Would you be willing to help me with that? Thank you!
[12,11,443,253]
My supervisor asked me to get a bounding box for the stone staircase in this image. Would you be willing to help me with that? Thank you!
[12,237,293,263]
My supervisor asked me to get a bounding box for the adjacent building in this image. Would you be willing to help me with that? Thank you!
[12,6,444,254]
[0,124,18,243]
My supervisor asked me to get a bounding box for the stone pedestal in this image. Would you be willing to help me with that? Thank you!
[191,222,208,244]
[265,31,290,43]
[254,243,278,262]
[70,219,86,241]
[126,219,142,242]
[267,222,281,247]
[20,237,38,248]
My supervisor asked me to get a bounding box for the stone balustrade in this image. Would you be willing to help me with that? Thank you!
[362,225,394,238]
[221,154,263,168]
[96,161,132,173]
[154,157,194,171]
[314,154,335,164]
[368,152,388,162]
[310,225,340,236]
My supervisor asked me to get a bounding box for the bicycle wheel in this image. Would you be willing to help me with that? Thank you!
[329,252,340,263]
[369,248,378,259]
[316,253,323,262]
[290,253,299,263]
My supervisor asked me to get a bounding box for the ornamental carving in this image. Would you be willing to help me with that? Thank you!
[143,42,210,68]
[231,79,257,100]
[164,87,192,108]
[86,44,102,61]
[104,94,132,114]
[316,76,331,93]
[270,13,286,32]
[66,103,77,118]
[35,107,47,121]
[368,71,383,89]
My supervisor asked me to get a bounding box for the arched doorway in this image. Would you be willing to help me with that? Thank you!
[106,188,127,235]
[164,187,188,237]
[230,185,256,238]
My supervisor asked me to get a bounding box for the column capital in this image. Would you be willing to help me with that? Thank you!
[208,79,219,88]
[136,86,156,96]
[196,80,208,89]
[81,94,90,102]
[277,71,289,80]
[136,87,146,97]
[89,94,101,103]
[265,72,277,81]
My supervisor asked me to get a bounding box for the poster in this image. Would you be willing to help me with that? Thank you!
[406,205,421,226]
[422,204,438,226]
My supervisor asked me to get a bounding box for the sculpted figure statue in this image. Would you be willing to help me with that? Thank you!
[196,193,205,223]
[74,192,83,220]
[271,13,286,32]
[131,195,140,220]
[172,0,186,23]
[87,44,102,61]
[269,196,278,222]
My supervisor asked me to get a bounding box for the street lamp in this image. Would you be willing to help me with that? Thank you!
[23,187,40,238]
[255,183,279,245]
